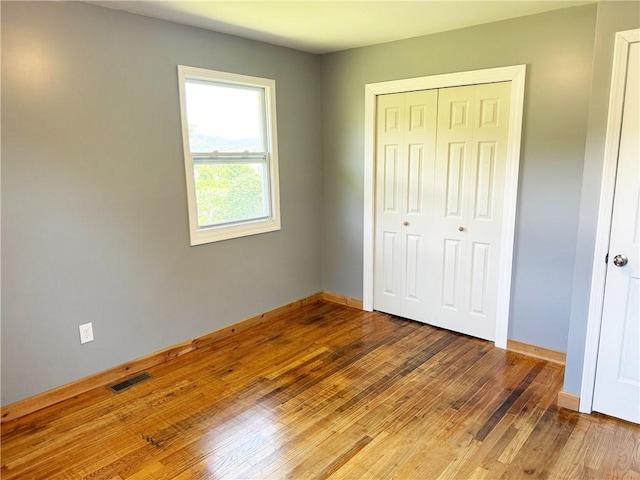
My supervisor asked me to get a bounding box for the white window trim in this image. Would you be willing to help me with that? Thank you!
[177,65,281,245]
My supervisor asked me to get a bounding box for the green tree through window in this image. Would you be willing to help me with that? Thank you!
[195,164,266,227]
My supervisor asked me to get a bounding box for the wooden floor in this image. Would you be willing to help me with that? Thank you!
[2,301,639,479]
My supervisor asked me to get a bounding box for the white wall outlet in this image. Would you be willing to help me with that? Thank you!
[79,322,94,344]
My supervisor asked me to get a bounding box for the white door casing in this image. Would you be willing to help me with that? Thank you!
[581,29,640,416]
[364,66,526,349]
[590,38,640,423]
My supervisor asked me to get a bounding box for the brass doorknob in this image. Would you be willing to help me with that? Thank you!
[458,226,465,232]
[403,221,410,226]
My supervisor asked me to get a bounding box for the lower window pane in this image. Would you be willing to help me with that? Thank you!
[194,163,268,228]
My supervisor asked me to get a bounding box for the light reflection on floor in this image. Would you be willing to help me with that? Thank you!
[200,404,283,477]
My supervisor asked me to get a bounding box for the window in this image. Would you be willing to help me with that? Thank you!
[177,66,280,245]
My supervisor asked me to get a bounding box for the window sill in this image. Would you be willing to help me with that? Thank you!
[189,217,281,245]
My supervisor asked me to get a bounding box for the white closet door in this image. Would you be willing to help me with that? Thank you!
[428,82,511,341]
[374,83,510,341]
[593,41,640,424]
[374,90,437,321]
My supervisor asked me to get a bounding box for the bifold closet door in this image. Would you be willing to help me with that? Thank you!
[373,90,437,321]
[374,82,511,342]
[428,81,511,341]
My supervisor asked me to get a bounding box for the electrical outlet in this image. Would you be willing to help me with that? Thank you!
[79,323,94,344]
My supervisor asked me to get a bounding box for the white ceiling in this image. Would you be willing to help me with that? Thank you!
[88,1,594,54]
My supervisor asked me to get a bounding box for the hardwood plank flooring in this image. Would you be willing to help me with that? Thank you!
[1,301,639,479]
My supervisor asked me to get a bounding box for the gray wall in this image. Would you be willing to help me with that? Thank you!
[1,2,323,406]
[320,5,597,352]
[564,1,640,396]
[3,0,631,407]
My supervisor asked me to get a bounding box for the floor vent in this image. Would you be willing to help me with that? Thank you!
[108,372,152,393]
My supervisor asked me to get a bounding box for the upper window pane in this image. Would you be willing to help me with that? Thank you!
[185,80,266,153]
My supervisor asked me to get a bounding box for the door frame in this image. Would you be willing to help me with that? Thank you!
[363,65,527,348]
[580,28,640,413]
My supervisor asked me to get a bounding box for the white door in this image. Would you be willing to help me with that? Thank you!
[374,82,511,341]
[593,41,640,424]
[374,90,437,321]
[429,82,511,341]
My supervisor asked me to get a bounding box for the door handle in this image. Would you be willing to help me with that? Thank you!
[403,221,410,226]
[613,254,628,267]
